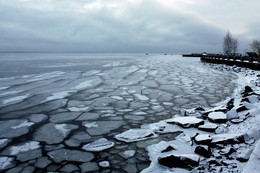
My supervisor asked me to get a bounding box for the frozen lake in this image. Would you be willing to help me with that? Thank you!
[0,53,237,172]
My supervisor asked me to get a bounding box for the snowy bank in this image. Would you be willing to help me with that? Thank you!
[116,64,260,173]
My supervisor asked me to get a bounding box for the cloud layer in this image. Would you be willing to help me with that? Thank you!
[0,0,259,53]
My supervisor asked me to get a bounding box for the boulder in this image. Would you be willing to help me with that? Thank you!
[194,145,211,158]
[211,133,245,144]
[194,134,212,145]
[198,123,218,132]
[208,112,227,123]
[158,154,200,170]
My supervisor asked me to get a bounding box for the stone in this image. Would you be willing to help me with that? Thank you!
[158,154,200,170]
[208,112,227,123]
[194,145,211,158]
[211,133,245,144]
[198,123,218,132]
[161,146,175,153]
[194,134,212,145]
[241,86,253,96]
[237,149,253,162]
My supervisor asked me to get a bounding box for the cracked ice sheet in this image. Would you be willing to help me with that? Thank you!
[10,120,34,129]
[72,80,94,90]
[0,157,13,170]
[27,71,66,82]
[1,94,31,105]
[55,124,72,136]
[9,141,40,155]
[44,91,75,102]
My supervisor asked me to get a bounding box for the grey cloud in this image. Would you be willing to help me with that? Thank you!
[0,0,258,53]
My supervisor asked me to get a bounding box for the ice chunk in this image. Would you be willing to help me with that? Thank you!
[72,80,93,90]
[0,157,14,170]
[2,94,31,105]
[68,106,89,112]
[166,116,204,128]
[82,138,114,152]
[9,141,40,155]
[44,91,74,102]
[10,120,34,129]
[134,94,149,101]
[115,129,157,142]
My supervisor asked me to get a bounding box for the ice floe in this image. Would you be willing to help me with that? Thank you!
[166,116,204,128]
[115,129,158,143]
[83,138,114,152]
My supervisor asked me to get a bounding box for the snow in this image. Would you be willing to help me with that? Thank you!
[195,134,211,142]
[166,116,204,128]
[208,111,227,121]
[242,139,260,173]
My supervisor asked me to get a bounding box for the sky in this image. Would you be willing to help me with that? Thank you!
[0,0,259,53]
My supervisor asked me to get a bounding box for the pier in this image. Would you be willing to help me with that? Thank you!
[183,52,260,70]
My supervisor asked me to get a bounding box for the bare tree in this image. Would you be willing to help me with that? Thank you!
[250,40,260,55]
[232,38,238,54]
[223,31,239,55]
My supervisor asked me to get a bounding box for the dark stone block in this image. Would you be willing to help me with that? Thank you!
[161,146,175,153]
[194,146,211,158]
[158,154,199,170]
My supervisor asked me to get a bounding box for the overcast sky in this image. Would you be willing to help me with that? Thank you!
[0,0,259,53]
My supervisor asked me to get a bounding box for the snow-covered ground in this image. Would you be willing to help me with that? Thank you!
[135,64,260,173]
[1,53,254,172]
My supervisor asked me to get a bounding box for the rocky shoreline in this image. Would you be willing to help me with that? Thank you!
[137,64,260,172]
